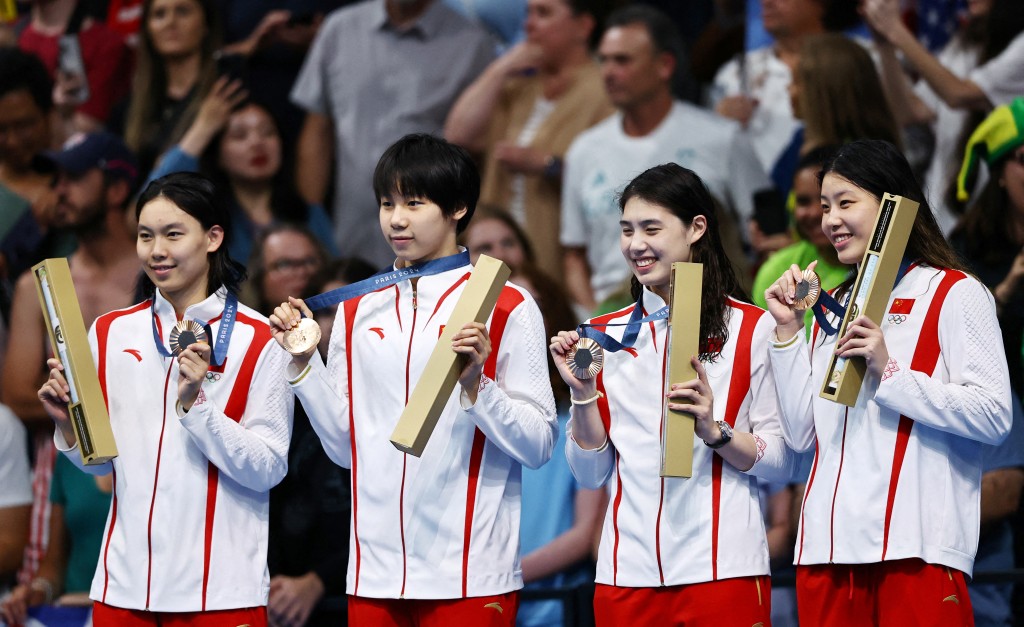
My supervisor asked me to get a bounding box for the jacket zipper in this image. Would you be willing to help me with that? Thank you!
[399,283,418,598]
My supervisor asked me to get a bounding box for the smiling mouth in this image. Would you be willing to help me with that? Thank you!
[633,257,655,268]
[832,234,852,245]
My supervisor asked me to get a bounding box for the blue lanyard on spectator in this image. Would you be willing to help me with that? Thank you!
[151,292,238,367]
[303,250,471,312]
[577,295,669,353]
[813,258,915,336]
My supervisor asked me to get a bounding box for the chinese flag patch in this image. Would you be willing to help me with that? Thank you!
[889,298,915,314]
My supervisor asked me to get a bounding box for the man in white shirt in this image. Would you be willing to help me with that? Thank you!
[561,5,771,312]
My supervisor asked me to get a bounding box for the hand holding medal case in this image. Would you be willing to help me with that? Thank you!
[389,255,511,456]
[661,262,702,478]
[820,194,918,406]
[33,258,117,465]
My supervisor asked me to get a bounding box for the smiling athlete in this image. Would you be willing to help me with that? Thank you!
[765,140,1012,626]
[39,172,293,626]
[550,163,793,626]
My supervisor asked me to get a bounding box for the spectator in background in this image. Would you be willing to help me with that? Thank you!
[0,406,32,591]
[462,207,606,627]
[561,5,770,313]
[950,97,1024,423]
[445,0,613,281]
[863,0,1024,234]
[1,132,141,591]
[0,48,76,306]
[243,223,331,320]
[144,86,337,264]
[17,0,133,137]
[212,0,356,146]
[771,32,901,199]
[117,0,222,175]
[752,146,846,332]
[290,0,495,267]
[711,0,859,172]
[0,453,111,625]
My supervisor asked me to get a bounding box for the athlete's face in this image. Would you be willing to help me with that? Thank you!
[619,197,705,299]
[137,196,223,309]
[820,173,879,265]
[379,191,465,267]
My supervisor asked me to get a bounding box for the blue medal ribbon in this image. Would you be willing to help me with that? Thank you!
[151,292,238,367]
[813,258,915,336]
[303,250,472,312]
[577,295,669,353]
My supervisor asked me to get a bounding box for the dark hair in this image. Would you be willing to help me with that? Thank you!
[135,172,247,297]
[820,140,968,282]
[604,4,684,64]
[822,0,861,32]
[310,257,378,295]
[0,48,53,113]
[797,144,841,172]
[950,153,1019,268]
[619,163,748,361]
[373,134,479,234]
[199,100,310,224]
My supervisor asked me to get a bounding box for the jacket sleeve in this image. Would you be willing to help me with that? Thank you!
[873,279,1012,445]
[179,341,294,492]
[460,295,558,469]
[745,314,796,482]
[767,331,818,453]
[565,419,615,489]
[291,305,352,468]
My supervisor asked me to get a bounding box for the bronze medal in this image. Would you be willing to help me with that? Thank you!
[565,337,604,380]
[794,269,822,310]
[282,317,321,355]
[169,319,208,356]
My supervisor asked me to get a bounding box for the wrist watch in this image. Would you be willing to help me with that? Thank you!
[703,420,733,450]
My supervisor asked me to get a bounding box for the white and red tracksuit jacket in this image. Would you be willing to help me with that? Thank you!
[567,289,793,587]
[55,288,294,612]
[291,264,558,600]
[768,264,1012,575]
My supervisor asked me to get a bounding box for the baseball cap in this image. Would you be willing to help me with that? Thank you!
[35,131,139,187]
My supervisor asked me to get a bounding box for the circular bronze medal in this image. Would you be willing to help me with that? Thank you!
[169,320,208,356]
[282,317,322,355]
[565,337,604,380]
[793,269,822,310]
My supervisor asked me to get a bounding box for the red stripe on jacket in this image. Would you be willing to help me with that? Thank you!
[881,269,965,560]
[200,312,272,610]
[94,300,151,600]
[462,286,524,597]
[711,302,763,580]
[344,295,367,595]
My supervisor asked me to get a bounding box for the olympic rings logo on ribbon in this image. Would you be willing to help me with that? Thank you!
[887,314,907,324]
[205,372,222,382]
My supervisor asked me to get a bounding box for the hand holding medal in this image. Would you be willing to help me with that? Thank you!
[174,320,213,410]
[269,296,321,361]
[549,330,602,390]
